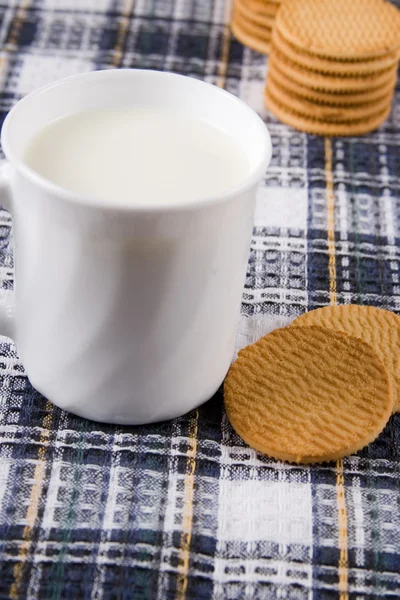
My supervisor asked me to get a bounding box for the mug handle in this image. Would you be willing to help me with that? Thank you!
[0,162,15,340]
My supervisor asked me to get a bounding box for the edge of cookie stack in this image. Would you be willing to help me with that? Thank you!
[231,0,281,55]
[265,0,400,136]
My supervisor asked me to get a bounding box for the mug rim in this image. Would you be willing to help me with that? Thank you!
[1,69,272,214]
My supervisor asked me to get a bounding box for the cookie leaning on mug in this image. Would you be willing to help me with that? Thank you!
[224,326,393,464]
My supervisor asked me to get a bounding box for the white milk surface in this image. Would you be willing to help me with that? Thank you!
[24,107,250,206]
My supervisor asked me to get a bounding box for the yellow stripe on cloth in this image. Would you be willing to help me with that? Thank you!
[10,401,53,600]
[336,459,349,600]
[112,0,135,68]
[216,0,233,89]
[325,136,349,600]
[0,0,32,97]
[176,410,199,600]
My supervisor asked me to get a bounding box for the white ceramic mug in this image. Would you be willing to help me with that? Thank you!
[0,69,271,424]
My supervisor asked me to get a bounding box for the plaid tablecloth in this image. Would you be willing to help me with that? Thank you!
[0,0,399,598]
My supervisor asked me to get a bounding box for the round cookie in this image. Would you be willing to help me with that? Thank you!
[266,74,393,122]
[244,0,281,18]
[231,15,271,54]
[265,87,391,136]
[275,0,400,60]
[272,28,400,75]
[235,0,276,29]
[268,60,397,106]
[224,326,393,464]
[248,0,281,6]
[233,6,273,39]
[290,305,400,412]
[269,49,398,92]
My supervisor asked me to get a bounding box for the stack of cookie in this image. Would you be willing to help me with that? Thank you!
[265,0,400,136]
[231,0,281,55]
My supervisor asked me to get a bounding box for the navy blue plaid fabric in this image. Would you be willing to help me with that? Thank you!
[0,1,399,599]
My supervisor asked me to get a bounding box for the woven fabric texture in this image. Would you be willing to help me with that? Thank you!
[0,1,399,599]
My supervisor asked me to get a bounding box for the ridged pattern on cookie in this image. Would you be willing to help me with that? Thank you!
[231,0,281,54]
[267,61,397,106]
[231,16,271,54]
[272,28,400,75]
[243,0,281,17]
[276,0,400,59]
[290,305,400,412]
[269,49,398,92]
[267,74,393,122]
[265,87,391,136]
[235,0,275,29]
[224,326,393,464]
[233,5,272,38]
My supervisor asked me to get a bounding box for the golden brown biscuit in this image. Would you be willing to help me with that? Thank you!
[243,0,281,18]
[235,0,276,29]
[266,74,393,122]
[268,60,397,106]
[233,6,272,40]
[276,0,400,60]
[269,48,398,92]
[290,305,400,411]
[272,28,400,75]
[265,86,391,135]
[224,326,393,464]
[231,14,271,54]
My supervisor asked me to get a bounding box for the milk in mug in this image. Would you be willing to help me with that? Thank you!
[24,107,250,205]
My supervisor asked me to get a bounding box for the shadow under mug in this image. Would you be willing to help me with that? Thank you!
[0,69,271,424]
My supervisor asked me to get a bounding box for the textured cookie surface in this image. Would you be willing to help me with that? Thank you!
[235,0,275,28]
[265,87,391,135]
[272,28,400,75]
[276,0,400,59]
[290,305,400,411]
[266,74,393,121]
[224,326,393,464]
[244,0,281,17]
[232,8,272,40]
[267,60,397,105]
[231,15,271,54]
[269,49,398,92]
